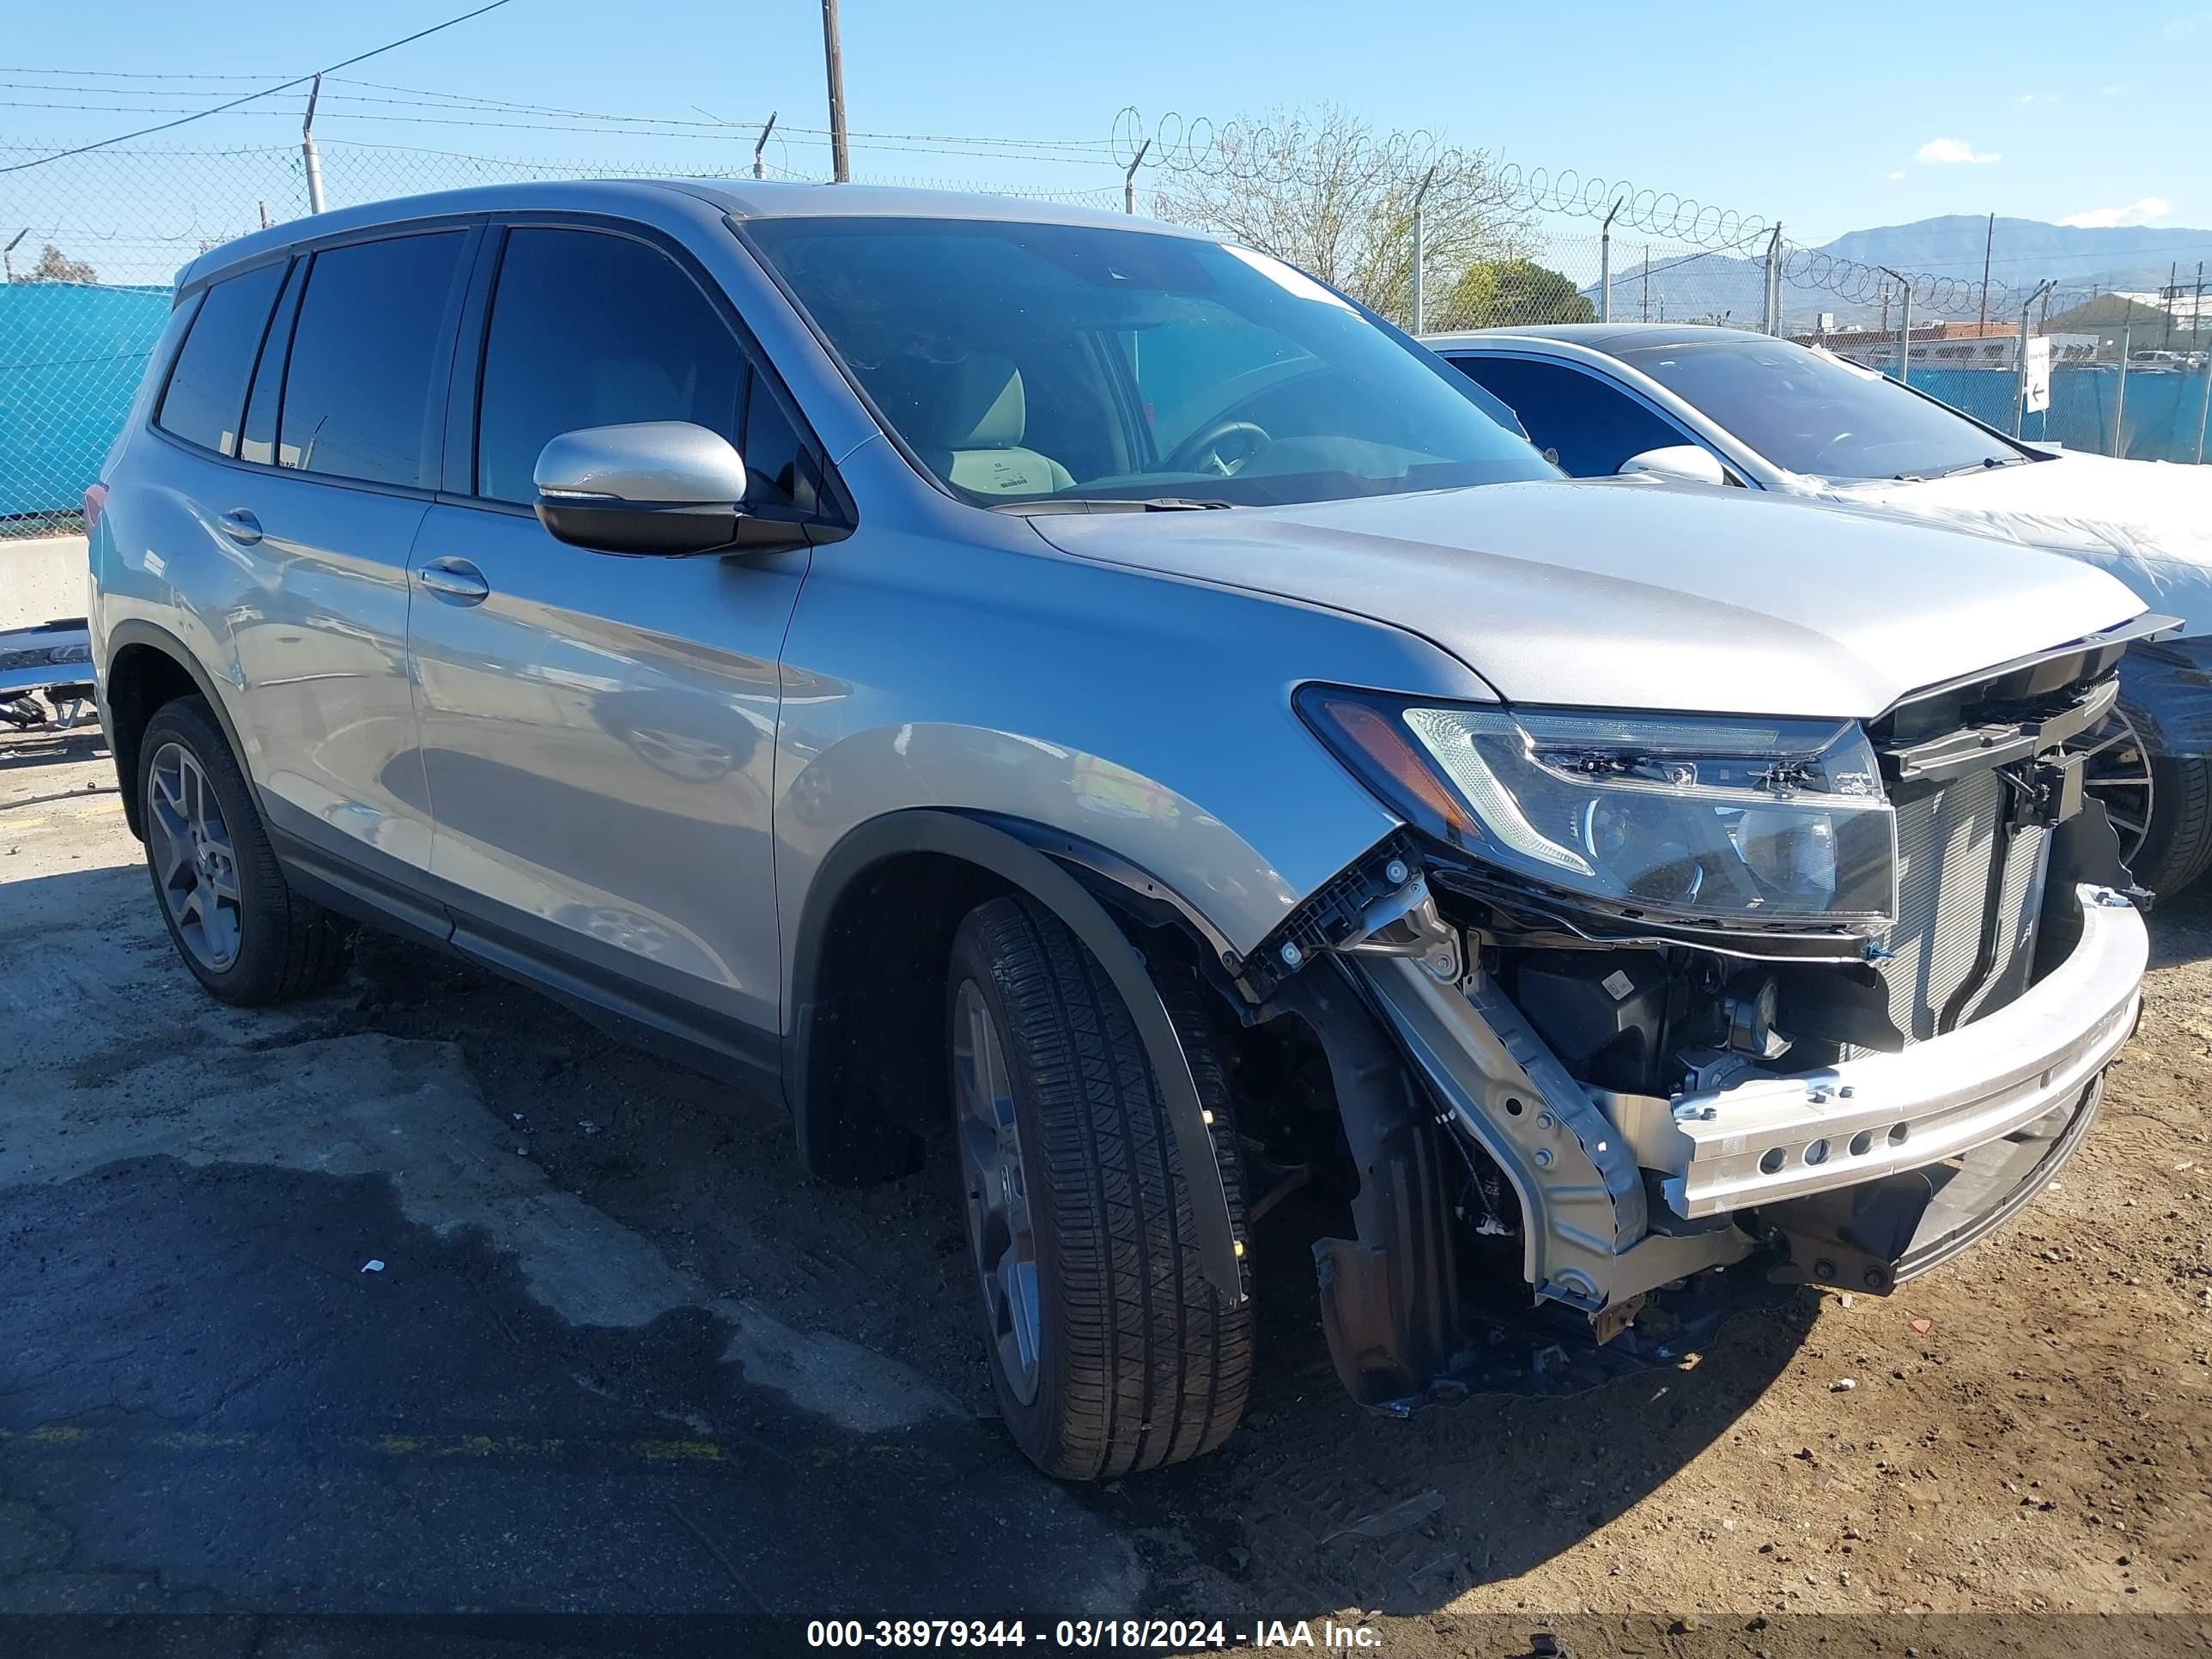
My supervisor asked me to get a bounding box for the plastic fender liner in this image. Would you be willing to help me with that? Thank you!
[1271,958,1463,1409]
[785,806,1246,1303]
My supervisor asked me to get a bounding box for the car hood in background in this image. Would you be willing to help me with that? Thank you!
[1028,478,2146,720]
[1817,450,2212,637]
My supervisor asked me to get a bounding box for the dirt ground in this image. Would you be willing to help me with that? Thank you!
[5,719,2210,1655]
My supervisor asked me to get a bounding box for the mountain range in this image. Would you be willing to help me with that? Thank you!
[1580,215,2212,331]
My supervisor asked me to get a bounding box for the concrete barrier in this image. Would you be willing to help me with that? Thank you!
[1,534,90,632]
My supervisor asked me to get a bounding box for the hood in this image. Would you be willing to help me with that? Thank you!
[1820,450,2212,636]
[1028,478,2146,719]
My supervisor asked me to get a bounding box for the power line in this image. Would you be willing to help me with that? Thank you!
[0,67,295,82]
[0,77,1122,155]
[0,0,520,176]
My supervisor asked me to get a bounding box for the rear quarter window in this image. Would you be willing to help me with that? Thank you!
[155,264,286,457]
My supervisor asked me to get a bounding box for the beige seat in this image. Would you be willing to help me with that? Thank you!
[891,352,1074,497]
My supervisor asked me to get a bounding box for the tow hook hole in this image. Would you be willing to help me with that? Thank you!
[1759,1147,1786,1175]
[1504,1097,1525,1117]
[1887,1122,1911,1148]
[1803,1139,1830,1166]
[1849,1130,1875,1158]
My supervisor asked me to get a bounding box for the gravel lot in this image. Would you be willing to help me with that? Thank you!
[5,720,2209,1654]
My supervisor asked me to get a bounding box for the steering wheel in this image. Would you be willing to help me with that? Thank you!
[1164,417,1272,477]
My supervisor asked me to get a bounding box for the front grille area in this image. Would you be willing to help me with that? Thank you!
[1878,769,2050,1044]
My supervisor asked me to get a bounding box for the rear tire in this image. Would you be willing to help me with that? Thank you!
[139,696,353,1005]
[947,895,1252,1480]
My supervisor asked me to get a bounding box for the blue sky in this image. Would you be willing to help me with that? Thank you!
[1,0,2203,247]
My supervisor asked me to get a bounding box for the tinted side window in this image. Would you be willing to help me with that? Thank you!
[475,228,750,506]
[239,260,304,465]
[1449,356,1685,477]
[280,232,466,487]
[155,264,286,456]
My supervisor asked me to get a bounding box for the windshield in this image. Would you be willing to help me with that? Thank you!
[743,216,1554,508]
[1612,335,2029,483]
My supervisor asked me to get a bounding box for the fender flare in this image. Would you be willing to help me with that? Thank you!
[785,806,1246,1302]
[101,617,252,839]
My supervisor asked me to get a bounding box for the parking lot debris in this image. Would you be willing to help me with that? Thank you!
[361,1259,385,1273]
[1911,1317,1933,1334]
[1321,1488,1446,1544]
[1832,1378,1857,1392]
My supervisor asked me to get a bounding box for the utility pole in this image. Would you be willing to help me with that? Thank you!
[1977,210,1993,337]
[2165,261,2179,349]
[820,0,849,183]
[1121,138,1150,215]
[2,228,25,283]
[752,112,777,179]
[1880,266,1912,385]
[301,74,327,214]
[1642,244,1650,322]
[1599,198,1622,323]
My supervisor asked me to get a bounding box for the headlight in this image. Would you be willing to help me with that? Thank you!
[1298,687,1897,927]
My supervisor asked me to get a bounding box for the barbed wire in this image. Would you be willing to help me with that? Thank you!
[1108,106,2123,321]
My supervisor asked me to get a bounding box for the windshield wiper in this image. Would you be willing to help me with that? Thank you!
[1913,456,2030,480]
[989,496,1237,514]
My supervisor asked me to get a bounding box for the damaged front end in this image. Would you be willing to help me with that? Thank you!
[1250,620,2157,1411]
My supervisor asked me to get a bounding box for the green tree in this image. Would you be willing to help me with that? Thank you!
[1443,258,1594,330]
[27,244,97,284]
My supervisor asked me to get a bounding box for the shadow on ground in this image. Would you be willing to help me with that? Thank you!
[50,825,2195,1618]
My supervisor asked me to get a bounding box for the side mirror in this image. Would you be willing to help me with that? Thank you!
[1617,445,1732,488]
[534,422,750,556]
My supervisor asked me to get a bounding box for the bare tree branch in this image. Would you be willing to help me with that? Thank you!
[1152,105,1534,325]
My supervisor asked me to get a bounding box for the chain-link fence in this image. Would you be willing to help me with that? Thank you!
[3,134,2204,539]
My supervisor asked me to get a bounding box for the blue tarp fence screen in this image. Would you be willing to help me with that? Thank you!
[2,282,173,533]
[1899,364,2212,465]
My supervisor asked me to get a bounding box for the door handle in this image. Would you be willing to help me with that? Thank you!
[218,507,262,545]
[417,557,490,605]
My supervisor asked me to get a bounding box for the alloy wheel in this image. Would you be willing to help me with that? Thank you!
[951,978,1042,1403]
[147,740,244,971]
[2070,708,2154,871]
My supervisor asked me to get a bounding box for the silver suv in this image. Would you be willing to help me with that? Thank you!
[90,181,2157,1480]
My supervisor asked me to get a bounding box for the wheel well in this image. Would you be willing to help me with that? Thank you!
[106,641,203,839]
[793,850,1013,1185]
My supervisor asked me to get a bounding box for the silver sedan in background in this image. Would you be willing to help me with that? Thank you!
[1425,324,2212,894]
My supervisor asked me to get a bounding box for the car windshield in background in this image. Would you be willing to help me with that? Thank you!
[1611,335,2027,483]
[743,216,1554,508]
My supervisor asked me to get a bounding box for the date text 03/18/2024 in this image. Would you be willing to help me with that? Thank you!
[804,1620,1385,1649]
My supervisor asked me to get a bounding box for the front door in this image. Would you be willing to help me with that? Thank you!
[406,222,817,1043]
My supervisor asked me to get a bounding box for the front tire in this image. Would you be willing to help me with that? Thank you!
[2081,698,2212,896]
[139,696,353,1005]
[947,895,1252,1480]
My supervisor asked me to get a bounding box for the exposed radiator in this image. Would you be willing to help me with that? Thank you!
[1878,769,2050,1044]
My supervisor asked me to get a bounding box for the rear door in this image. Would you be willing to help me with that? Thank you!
[405,218,818,1048]
[221,224,477,896]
